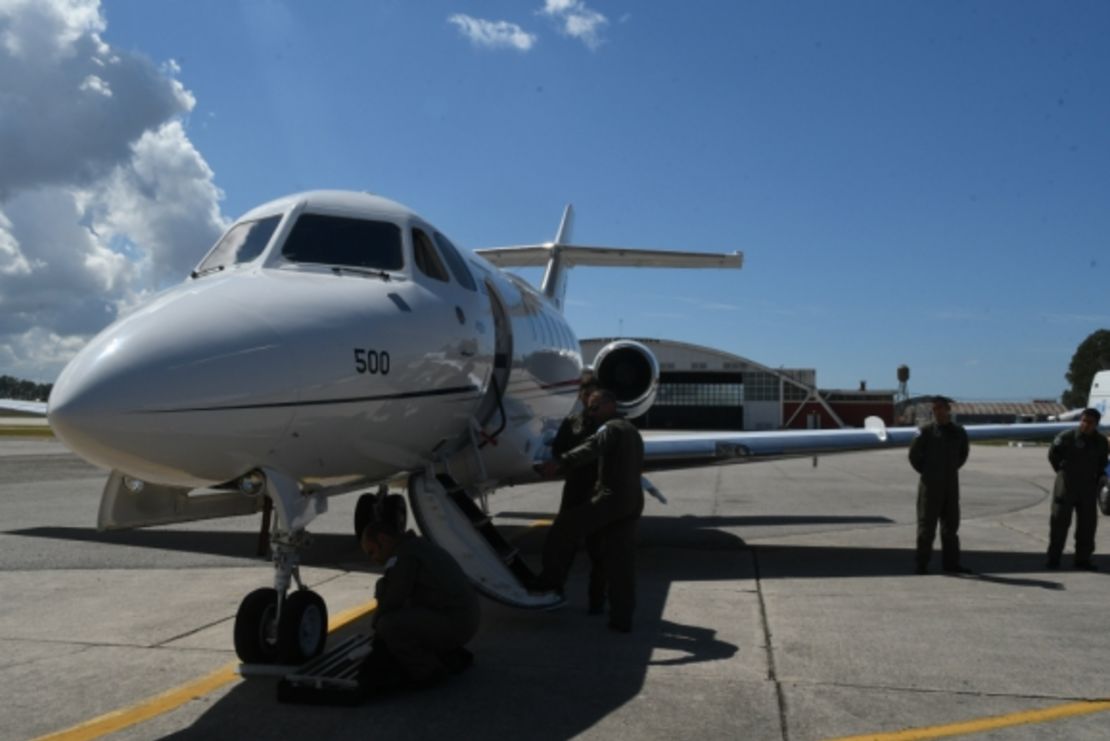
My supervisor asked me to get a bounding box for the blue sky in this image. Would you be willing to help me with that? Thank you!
[2,1,1108,400]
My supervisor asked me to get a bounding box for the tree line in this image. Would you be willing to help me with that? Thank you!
[0,375,52,401]
[1063,329,1110,409]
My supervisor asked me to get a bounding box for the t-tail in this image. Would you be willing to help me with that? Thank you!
[1088,370,1110,419]
[1051,370,1110,421]
[475,205,744,312]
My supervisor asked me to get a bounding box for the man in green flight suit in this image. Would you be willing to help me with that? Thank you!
[357,492,481,694]
[536,388,645,633]
[908,395,970,574]
[551,375,605,613]
[1046,408,1109,570]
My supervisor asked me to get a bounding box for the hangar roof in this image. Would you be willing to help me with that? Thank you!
[580,337,816,388]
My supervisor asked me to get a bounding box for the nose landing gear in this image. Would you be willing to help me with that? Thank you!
[233,468,330,665]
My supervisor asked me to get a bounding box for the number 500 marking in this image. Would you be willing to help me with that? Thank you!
[353,349,390,375]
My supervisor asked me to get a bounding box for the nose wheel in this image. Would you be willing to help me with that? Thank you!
[234,587,329,664]
[234,588,281,663]
[278,590,328,664]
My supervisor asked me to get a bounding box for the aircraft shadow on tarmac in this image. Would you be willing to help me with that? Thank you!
[10,513,1080,739]
[6,525,374,569]
[9,511,1081,584]
[149,521,750,741]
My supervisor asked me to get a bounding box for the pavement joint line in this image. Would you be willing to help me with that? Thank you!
[997,520,1048,544]
[153,616,238,648]
[752,547,790,741]
[0,634,240,655]
[30,599,378,741]
[146,570,358,647]
[0,636,160,649]
[784,678,1102,704]
[822,698,1110,740]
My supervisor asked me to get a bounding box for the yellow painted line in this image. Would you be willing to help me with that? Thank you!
[327,598,378,632]
[33,664,240,741]
[825,698,1110,741]
[33,599,378,741]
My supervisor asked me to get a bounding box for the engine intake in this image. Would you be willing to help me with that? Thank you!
[591,340,659,419]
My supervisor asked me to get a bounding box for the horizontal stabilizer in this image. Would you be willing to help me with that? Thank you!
[476,244,743,270]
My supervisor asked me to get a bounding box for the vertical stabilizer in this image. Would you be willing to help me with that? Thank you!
[1088,370,1110,418]
[540,205,574,312]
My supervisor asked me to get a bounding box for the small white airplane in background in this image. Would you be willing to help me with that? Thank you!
[19,190,1095,666]
[0,399,49,415]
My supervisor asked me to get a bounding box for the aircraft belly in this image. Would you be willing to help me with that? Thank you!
[77,408,295,488]
[281,392,482,482]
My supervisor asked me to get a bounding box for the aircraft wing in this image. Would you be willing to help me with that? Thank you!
[0,399,48,416]
[641,420,1073,470]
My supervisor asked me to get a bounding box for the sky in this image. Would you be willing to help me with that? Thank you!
[1,0,1108,401]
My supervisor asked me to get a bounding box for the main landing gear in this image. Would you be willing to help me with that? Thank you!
[233,468,330,665]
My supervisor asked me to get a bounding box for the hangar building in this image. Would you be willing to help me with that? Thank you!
[580,338,895,431]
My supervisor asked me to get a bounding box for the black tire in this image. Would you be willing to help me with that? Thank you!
[234,588,280,664]
[278,590,328,664]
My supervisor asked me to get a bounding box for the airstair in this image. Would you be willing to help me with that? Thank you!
[407,471,563,609]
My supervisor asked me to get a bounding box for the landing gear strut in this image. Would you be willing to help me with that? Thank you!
[233,468,330,664]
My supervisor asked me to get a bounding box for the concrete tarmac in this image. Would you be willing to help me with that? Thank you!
[1,438,1108,740]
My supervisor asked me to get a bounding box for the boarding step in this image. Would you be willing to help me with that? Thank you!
[281,633,371,691]
[437,474,531,577]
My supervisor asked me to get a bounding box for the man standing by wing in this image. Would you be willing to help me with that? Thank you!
[536,389,645,633]
[909,395,970,574]
[551,374,606,613]
[1046,408,1109,570]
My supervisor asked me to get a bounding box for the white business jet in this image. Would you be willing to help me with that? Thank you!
[38,190,1088,665]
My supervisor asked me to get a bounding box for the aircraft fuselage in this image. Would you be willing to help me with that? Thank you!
[48,191,582,490]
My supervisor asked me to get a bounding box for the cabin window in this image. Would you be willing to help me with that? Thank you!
[195,215,281,275]
[281,214,403,271]
[433,232,477,291]
[412,228,450,282]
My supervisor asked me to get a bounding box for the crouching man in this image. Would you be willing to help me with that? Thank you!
[358,493,481,695]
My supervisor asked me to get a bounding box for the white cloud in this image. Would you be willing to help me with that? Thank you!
[0,0,106,59]
[0,327,89,377]
[448,14,537,51]
[79,121,226,287]
[0,0,195,198]
[0,0,226,381]
[0,211,33,276]
[79,73,112,97]
[540,0,608,50]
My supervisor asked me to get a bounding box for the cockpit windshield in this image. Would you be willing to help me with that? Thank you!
[193,215,282,277]
[281,214,403,271]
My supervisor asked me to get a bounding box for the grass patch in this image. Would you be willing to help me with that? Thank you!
[0,426,54,438]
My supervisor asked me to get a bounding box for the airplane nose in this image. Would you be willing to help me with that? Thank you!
[49,281,293,486]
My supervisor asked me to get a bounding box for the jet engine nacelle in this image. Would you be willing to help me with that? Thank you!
[591,340,659,419]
